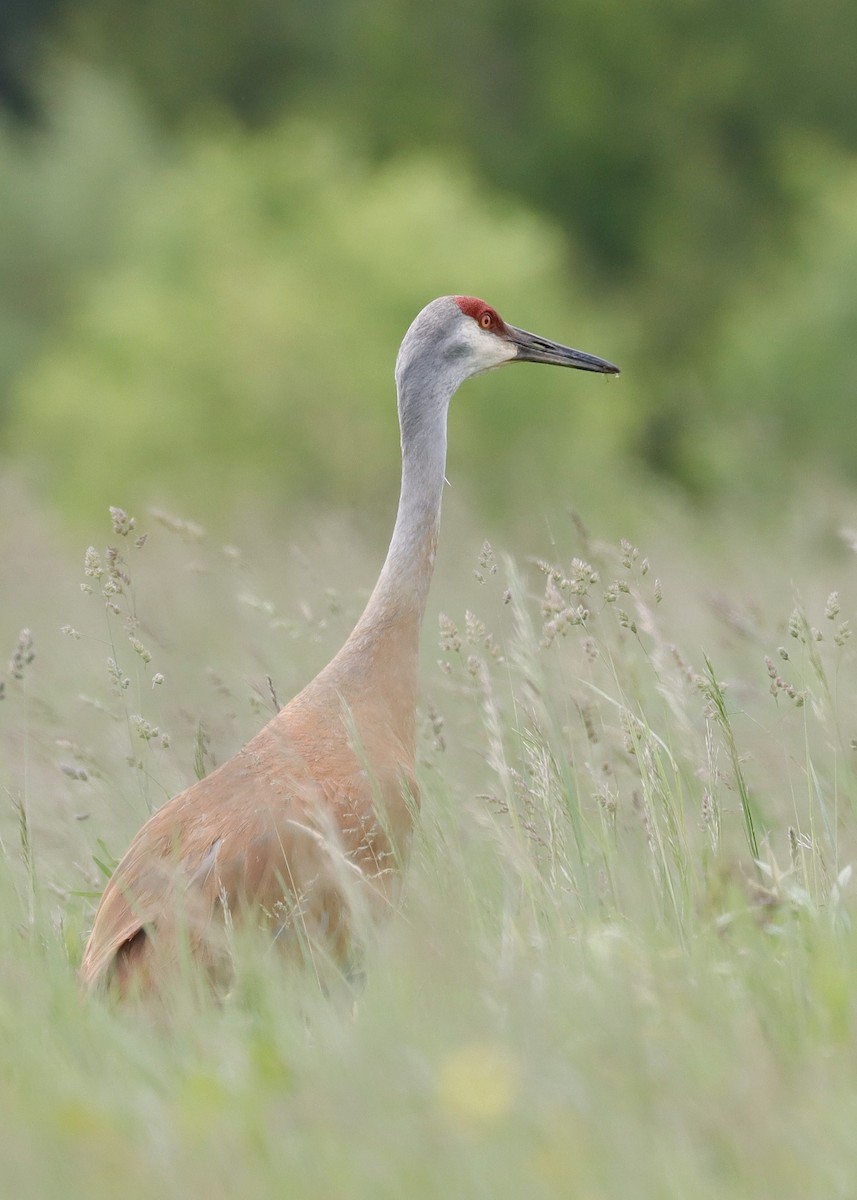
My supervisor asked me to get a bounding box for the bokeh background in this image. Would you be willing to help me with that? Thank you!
[6,14,857,1197]
[3,0,857,536]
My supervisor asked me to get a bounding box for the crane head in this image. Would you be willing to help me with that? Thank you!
[395,296,619,408]
[452,295,620,377]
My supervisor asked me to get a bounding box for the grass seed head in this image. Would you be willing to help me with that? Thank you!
[835,621,851,647]
[438,613,462,653]
[109,506,136,537]
[83,547,103,579]
[8,628,35,680]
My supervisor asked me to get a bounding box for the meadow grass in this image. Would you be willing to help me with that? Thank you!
[3,484,857,1198]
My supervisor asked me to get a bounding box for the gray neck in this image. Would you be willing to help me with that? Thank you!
[303,309,468,725]
[355,373,452,635]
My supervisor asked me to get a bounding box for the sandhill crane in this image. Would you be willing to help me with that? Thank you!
[79,295,619,998]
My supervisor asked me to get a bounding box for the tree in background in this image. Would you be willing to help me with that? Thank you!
[2,0,857,511]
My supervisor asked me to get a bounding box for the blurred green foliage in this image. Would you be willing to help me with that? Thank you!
[0,66,155,403]
[7,102,636,522]
[2,2,857,521]
[708,152,857,495]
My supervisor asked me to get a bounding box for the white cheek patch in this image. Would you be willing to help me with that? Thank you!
[461,321,516,373]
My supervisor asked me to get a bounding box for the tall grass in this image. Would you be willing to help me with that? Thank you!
[3,484,857,1198]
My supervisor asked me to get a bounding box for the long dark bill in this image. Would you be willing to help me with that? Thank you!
[507,325,620,375]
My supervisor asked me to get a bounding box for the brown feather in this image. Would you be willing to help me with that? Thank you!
[80,606,421,998]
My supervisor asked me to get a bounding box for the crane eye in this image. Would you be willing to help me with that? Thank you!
[479,312,493,330]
